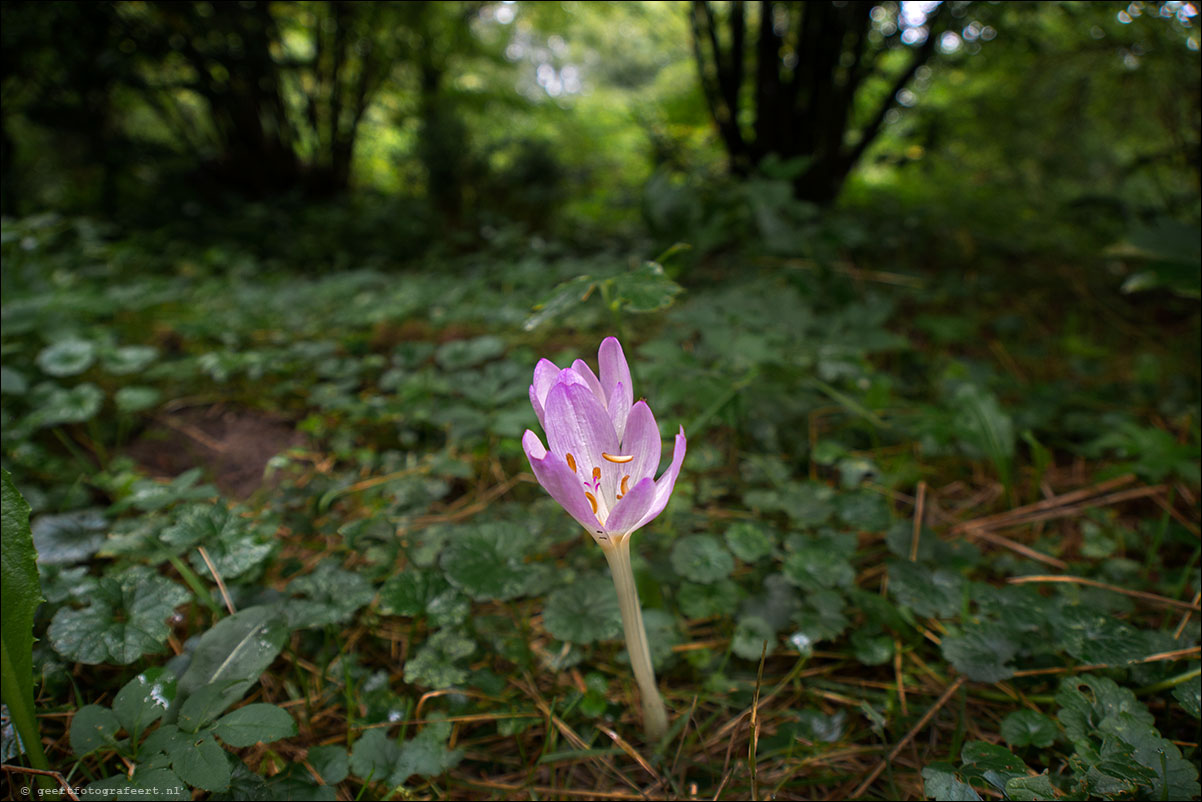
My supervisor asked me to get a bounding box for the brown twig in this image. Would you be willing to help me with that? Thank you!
[1007,575,1201,611]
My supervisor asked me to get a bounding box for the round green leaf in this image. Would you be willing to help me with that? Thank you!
[732,615,776,661]
[542,577,621,644]
[114,386,161,413]
[1000,710,1058,749]
[440,521,549,601]
[172,733,231,792]
[214,704,297,747]
[724,521,776,563]
[70,704,120,756]
[403,629,477,689]
[30,383,104,428]
[103,345,159,375]
[670,535,734,584]
[678,579,741,620]
[37,339,97,377]
[32,509,107,566]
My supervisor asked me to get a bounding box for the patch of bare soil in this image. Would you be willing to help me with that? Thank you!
[125,405,307,500]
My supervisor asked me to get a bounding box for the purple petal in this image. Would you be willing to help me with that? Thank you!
[571,359,606,408]
[633,427,687,531]
[544,378,621,500]
[529,386,546,431]
[603,476,656,535]
[523,430,606,537]
[620,401,661,485]
[598,337,633,416]
[608,381,632,442]
[531,359,561,408]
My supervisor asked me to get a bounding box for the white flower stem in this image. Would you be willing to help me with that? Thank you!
[601,536,668,741]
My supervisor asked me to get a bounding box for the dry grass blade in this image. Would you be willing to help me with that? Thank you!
[596,724,664,787]
[850,676,966,799]
[1008,575,1202,611]
[952,473,1136,533]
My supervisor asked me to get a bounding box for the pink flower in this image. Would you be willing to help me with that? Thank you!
[523,337,686,544]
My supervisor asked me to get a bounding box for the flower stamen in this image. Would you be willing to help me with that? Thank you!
[619,474,630,498]
[584,491,598,514]
[603,453,634,464]
[566,452,577,473]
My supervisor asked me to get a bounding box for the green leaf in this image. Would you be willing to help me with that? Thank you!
[434,336,507,369]
[1,366,29,395]
[214,703,297,747]
[960,740,1028,791]
[307,744,349,784]
[850,630,893,666]
[285,562,375,628]
[670,535,734,584]
[29,382,104,427]
[1,470,48,772]
[391,719,464,785]
[524,274,597,331]
[170,733,230,792]
[440,521,551,601]
[70,704,121,756]
[164,503,273,581]
[1056,674,1154,744]
[888,561,962,618]
[731,615,775,661]
[103,345,159,375]
[1004,773,1058,801]
[922,764,982,801]
[31,508,107,566]
[950,384,1014,489]
[349,728,400,782]
[1052,605,1148,666]
[37,338,97,376]
[174,605,288,720]
[941,625,1017,683]
[542,577,622,644]
[783,540,855,591]
[835,490,891,531]
[724,521,776,563]
[611,261,683,313]
[114,386,161,414]
[48,566,190,664]
[1000,709,1058,749]
[1172,676,1200,719]
[112,667,176,741]
[403,629,477,689]
[179,680,244,733]
[678,579,741,620]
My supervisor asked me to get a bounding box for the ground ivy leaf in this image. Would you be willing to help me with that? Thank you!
[888,560,962,618]
[29,382,104,428]
[48,566,190,665]
[307,744,349,784]
[70,704,121,756]
[1004,773,1058,801]
[850,630,893,666]
[835,489,891,531]
[37,338,97,377]
[403,629,476,689]
[1052,605,1146,666]
[783,540,854,591]
[723,521,776,563]
[1056,674,1155,744]
[732,615,776,661]
[960,740,1029,791]
[678,578,741,620]
[31,508,107,566]
[440,521,549,601]
[1000,709,1058,749]
[214,703,297,747]
[542,576,622,644]
[941,625,1018,683]
[922,764,982,801]
[389,719,464,785]
[285,562,375,628]
[349,728,400,782]
[669,535,734,584]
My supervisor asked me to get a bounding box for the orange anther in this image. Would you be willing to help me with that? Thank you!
[603,453,634,463]
[584,491,598,514]
[566,453,577,473]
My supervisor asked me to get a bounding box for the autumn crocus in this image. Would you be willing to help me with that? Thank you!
[523,336,685,741]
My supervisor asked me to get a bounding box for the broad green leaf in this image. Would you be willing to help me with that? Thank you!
[0,366,29,395]
[440,521,551,601]
[285,562,375,628]
[48,566,190,664]
[174,605,288,720]
[678,579,741,620]
[1000,709,1058,749]
[349,728,400,782]
[170,733,230,792]
[434,336,506,369]
[724,521,776,563]
[390,719,464,785]
[37,339,97,376]
[1056,675,1154,744]
[1004,773,1058,801]
[888,561,963,618]
[103,345,159,375]
[403,629,476,689]
[960,740,1028,791]
[0,470,48,772]
[523,274,597,331]
[941,625,1017,683]
[835,490,891,531]
[1052,605,1148,666]
[29,382,103,428]
[670,535,734,584]
[114,386,161,414]
[611,261,683,313]
[739,573,801,632]
[214,703,297,747]
[179,680,245,733]
[542,576,622,644]
[922,764,982,801]
[70,704,121,756]
[1172,676,1201,719]
[850,630,893,666]
[307,744,349,784]
[783,541,854,591]
[732,615,775,661]
[112,667,176,741]
[31,508,107,566]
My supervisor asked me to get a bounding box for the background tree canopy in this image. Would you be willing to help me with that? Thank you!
[1,2,1199,801]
